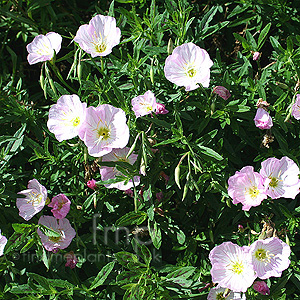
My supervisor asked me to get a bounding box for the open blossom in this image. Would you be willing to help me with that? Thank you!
[228,166,269,211]
[164,42,213,91]
[292,94,300,120]
[260,156,300,199]
[16,179,47,221]
[37,216,76,252]
[253,281,270,295]
[209,242,256,292]
[213,86,231,100]
[47,95,87,142]
[249,237,291,279]
[100,148,140,190]
[78,104,129,157]
[74,14,121,57]
[131,91,157,118]
[65,251,78,269]
[48,194,71,219]
[254,108,273,129]
[26,32,62,65]
[0,230,7,256]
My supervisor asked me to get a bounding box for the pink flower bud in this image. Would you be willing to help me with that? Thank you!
[253,281,270,295]
[238,224,244,232]
[87,179,97,190]
[124,189,134,198]
[253,52,261,61]
[155,103,169,115]
[254,108,273,129]
[213,86,231,100]
[65,251,78,269]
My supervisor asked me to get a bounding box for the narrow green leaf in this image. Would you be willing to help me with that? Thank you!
[89,261,116,290]
[258,23,271,50]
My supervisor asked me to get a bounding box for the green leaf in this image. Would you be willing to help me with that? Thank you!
[148,220,162,249]
[115,251,139,267]
[12,223,34,233]
[197,145,223,161]
[82,192,97,211]
[89,261,116,290]
[38,224,61,237]
[258,22,271,50]
[233,33,250,51]
[115,211,147,226]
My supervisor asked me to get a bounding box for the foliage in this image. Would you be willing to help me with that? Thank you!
[1,0,300,299]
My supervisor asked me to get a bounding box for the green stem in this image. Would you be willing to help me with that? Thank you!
[48,61,77,94]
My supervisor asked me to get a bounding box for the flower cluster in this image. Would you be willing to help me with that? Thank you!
[228,156,300,211]
[208,237,290,297]
[16,179,75,255]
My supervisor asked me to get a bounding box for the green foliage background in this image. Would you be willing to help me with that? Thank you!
[1,0,300,299]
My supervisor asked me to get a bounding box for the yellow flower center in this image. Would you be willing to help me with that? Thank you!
[230,261,244,274]
[248,186,260,198]
[27,192,43,206]
[269,177,279,188]
[187,67,196,78]
[97,127,110,140]
[254,248,273,264]
[49,235,61,242]
[95,42,107,53]
[72,117,80,127]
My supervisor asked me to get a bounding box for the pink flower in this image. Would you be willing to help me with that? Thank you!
[26,32,62,65]
[253,281,270,295]
[37,216,76,252]
[16,179,47,221]
[0,230,7,256]
[155,103,169,115]
[254,108,273,129]
[124,189,134,197]
[253,52,261,61]
[249,237,291,279]
[78,104,129,157]
[87,179,97,190]
[74,14,121,57]
[228,166,269,211]
[131,91,157,118]
[292,94,300,120]
[65,251,78,269]
[48,194,71,219]
[213,86,231,100]
[209,242,256,292]
[47,95,87,142]
[100,148,140,190]
[164,42,213,91]
[260,156,300,199]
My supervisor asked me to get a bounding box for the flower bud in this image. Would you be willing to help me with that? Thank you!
[254,108,273,129]
[213,86,231,100]
[87,179,97,190]
[253,281,270,295]
[253,51,261,61]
